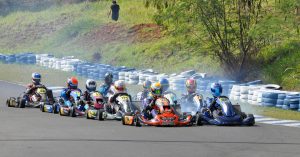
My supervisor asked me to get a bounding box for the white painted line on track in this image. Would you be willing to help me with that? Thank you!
[255,118,278,122]
[260,120,299,124]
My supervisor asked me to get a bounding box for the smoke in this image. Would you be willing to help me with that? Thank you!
[0,0,87,16]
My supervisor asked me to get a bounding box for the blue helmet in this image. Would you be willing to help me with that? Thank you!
[210,82,222,97]
[159,78,169,93]
[31,72,41,85]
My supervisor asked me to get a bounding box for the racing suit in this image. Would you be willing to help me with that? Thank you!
[60,88,83,110]
[23,83,54,103]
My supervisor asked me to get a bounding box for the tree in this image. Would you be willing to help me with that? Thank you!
[145,0,270,81]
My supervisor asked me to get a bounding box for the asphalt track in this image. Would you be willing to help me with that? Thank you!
[0,81,300,157]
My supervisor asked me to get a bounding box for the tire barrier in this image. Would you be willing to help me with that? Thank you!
[2,53,300,112]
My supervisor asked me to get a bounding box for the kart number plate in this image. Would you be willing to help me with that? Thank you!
[162,121,174,126]
[124,116,134,125]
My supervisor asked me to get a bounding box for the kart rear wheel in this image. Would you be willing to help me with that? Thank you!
[135,115,141,127]
[86,111,91,119]
[122,115,126,125]
[97,109,105,121]
[196,113,203,126]
[40,104,45,112]
[70,107,76,117]
[247,114,255,126]
[19,98,26,108]
[59,107,64,116]
[53,104,59,114]
[6,99,11,107]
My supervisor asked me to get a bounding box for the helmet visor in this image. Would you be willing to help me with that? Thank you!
[153,89,161,95]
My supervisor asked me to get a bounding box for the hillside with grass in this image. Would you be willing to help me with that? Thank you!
[0,0,299,90]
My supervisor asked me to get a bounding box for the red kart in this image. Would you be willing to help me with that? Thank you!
[135,97,192,127]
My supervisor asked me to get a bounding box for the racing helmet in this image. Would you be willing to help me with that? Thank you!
[211,82,223,97]
[186,78,197,94]
[86,79,97,92]
[159,78,169,93]
[114,80,126,92]
[32,72,41,85]
[104,72,113,85]
[143,80,152,90]
[67,77,78,89]
[151,82,162,97]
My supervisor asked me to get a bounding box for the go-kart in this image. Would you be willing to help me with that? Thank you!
[179,93,204,124]
[196,96,255,126]
[105,93,137,125]
[7,85,54,109]
[54,89,85,117]
[134,97,193,127]
[85,91,106,120]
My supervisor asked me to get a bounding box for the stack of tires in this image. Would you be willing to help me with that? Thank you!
[118,72,126,81]
[170,76,186,92]
[5,55,16,64]
[128,73,139,85]
[219,80,235,97]
[197,79,209,93]
[229,85,240,101]
[276,92,286,108]
[239,85,249,103]
[247,85,261,104]
[282,93,300,110]
[0,54,6,62]
[261,91,278,107]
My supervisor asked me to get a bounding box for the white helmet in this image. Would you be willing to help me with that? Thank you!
[86,79,97,92]
[114,80,126,92]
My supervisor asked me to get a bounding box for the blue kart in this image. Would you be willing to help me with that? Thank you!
[53,90,86,117]
[195,96,255,126]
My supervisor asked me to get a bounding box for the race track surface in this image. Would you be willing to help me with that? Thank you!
[0,81,300,157]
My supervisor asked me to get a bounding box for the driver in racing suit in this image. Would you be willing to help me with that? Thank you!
[23,72,54,104]
[138,80,152,101]
[205,82,223,117]
[105,80,127,113]
[60,77,83,109]
[143,82,163,119]
[98,72,114,101]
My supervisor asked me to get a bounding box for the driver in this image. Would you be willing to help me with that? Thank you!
[180,78,200,104]
[105,80,127,113]
[60,77,82,107]
[206,82,223,116]
[138,80,151,101]
[83,79,97,103]
[23,72,53,103]
[159,78,177,105]
[143,82,163,119]
[98,72,114,99]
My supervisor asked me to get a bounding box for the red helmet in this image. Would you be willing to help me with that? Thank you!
[67,77,78,89]
[186,78,197,93]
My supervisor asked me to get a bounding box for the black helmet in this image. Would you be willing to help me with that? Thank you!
[104,72,113,85]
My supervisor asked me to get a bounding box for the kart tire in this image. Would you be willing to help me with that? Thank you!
[86,111,90,119]
[97,109,105,121]
[122,115,126,125]
[196,113,203,126]
[41,104,45,112]
[247,114,255,126]
[6,99,11,107]
[59,107,63,116]
[135,115,141,127]
[70,107,76,117]
[19,98,26,108]
[53,104,59,114]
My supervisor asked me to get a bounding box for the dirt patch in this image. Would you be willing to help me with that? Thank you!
[79,23,162,48]
[128,23,163,43]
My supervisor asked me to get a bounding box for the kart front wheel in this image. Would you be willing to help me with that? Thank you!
[97,109,105,121]
[196,113,203,126]
[53,104,59,114]
[135,115,141,127]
